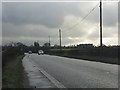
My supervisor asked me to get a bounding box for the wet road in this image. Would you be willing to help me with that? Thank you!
[27,54,118,88]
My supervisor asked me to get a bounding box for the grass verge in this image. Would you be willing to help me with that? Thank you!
[49,53,118,65]
[63,55,118,64]
[2,54,25,88]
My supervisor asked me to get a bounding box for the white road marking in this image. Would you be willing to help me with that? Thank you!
[30,59,66,88]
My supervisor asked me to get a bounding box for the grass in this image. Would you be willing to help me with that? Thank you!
[50,49,72,51]
[49,53,118,65]
[49,49,118,65]
[2,54,25,88]
[64,55,118,65]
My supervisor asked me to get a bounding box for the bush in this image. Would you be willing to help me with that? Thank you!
[2,46,24,68]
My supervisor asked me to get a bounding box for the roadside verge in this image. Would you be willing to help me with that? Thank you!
[22,54,66,88]
[2,55,25,88]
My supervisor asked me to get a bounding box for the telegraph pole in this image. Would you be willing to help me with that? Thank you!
[100,0,102,47]
[59,29,62,50]
[49,36,51,46]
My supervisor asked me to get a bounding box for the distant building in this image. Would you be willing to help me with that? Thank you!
[77,44,94,49]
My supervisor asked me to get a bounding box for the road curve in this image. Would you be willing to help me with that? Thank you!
[28,54,118,88]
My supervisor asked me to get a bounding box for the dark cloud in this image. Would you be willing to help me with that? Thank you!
[2,2,106,28]
[2,2,118,45]
[2,2,118,26]
[2,23,59,38]
[2,2,83,28]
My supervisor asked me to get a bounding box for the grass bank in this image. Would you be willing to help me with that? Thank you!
[2,54,25,88]
[49,48,118,65]
[62,55,118,64]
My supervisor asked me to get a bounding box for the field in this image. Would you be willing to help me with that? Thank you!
[49,47,118,64]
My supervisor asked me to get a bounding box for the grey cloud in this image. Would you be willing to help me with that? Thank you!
[83,2,118,27]
[2,23,59,38]
[2,22,87,39]
[86,26,118,40]
[103,2,118,27]
[2,2,118,46]
[2,2,118,28]
[2,2,105,28]
[2,22,90,45]
[2,2,83,28]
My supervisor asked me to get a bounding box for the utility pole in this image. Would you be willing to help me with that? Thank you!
[49,36,51,47]
[100,0,103,47]
[59,29,62,50]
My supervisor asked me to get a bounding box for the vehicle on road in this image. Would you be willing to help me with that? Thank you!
[38,50,44,55]
[28,51,32,54]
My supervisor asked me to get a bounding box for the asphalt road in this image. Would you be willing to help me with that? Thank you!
[28,54,118,88]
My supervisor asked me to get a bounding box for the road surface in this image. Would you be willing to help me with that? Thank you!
[27,54,118,88]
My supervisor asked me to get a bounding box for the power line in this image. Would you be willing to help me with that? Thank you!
[63,2,100,32]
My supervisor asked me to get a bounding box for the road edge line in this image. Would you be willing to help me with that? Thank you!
[30,59,66,88]
[38,68,66,88]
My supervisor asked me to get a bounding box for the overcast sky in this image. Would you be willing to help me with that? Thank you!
[2,0,118,46]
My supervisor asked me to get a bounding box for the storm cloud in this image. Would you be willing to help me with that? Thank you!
[2,1,118,46]
[3,2,84,28]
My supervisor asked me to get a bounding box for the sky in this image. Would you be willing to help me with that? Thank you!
[2,0,119,46]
